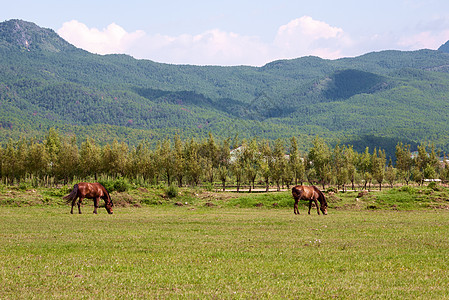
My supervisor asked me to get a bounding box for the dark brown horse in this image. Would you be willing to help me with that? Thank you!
[292,185,328,215]
[63,182,113,214]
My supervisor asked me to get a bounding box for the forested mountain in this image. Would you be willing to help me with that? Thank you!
[2,19,449,156]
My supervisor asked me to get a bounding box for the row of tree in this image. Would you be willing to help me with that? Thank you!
[0,129,447,191]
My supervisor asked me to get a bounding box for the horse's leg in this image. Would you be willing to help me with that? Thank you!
[308,200,312,215]
[294,199,299,215]
[93,197,99,214]
[314,199,320,215]
[78,197,83,214]
[70,197,77,214]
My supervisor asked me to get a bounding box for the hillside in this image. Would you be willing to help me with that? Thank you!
[2,19,449,155]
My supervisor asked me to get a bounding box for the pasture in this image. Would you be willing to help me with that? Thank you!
[1,203,449,299]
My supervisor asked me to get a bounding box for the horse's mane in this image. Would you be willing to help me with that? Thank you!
[99,184,112,203]
[312,186,327,206]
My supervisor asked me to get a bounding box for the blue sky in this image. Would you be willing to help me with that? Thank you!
[2,0,449,66]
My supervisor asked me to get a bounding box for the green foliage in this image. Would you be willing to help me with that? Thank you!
[2,20,449,155]
[99,177,131,193]
[226,192,293,208]
[323,69,386,100]
[427,181,440,191]
[166,184,179,198]
[400,185,417,194]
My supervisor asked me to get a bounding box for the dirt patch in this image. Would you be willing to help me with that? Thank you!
[194,191,239,202]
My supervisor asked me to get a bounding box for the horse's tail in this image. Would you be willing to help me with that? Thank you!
[63,184,79,203]
[291,185,302,200]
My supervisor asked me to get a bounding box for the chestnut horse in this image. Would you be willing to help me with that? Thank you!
[63,182,113,214]
[292,185,328,215]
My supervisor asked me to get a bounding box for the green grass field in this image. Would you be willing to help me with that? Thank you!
[1,204,449,299]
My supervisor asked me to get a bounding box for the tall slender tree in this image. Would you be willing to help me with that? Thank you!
[308,137,331,189]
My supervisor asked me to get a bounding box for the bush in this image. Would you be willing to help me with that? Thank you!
[203,182,214,192]
[166,184,179,198]
[427,181,440,191]
[113,177,131,192]
[399,185,416,194]
[99,177,131,193]
[18,182,31,191]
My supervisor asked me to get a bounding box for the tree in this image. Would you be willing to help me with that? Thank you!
[332,143,348,191]
[173,135,185,187]
[242,139,260,192]
[139,142,155,183]
[102,140,128,177]
[230,146,244,192]
[184,139,202,186]
[385,159,397,188]
[358,147,372,190]
[14,138,28,184]
[26,140,49,185]
[307,137,331,189]
[427,143,440,178]
[414,144,429,185]
[54,137,80,184]
[127,142,153,182]
[371,148,386,190]
[289,137,305,186]
[217,166,228,191]
[344,145,357,190]
[79,137,101,180]
[271,139,286,191]
[259,140,272,192]
[44,128,61,179]
[201,133,220,184]
[217,138,231,191]
[158,139,175,185]
[3,139,18,184]
[395,142,413,185]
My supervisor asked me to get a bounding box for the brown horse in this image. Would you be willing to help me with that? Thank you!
[63,182,113,214]
[292,185,328,215]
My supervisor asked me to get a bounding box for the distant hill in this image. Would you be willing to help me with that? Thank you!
[2,19,449,157]
[438,40,449,53]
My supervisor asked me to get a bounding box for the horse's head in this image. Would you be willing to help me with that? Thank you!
[105,201,113,214]
[104,198,114,214]
[320,203,328,215]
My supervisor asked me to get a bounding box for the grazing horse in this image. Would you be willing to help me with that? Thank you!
[292,185,328,215]
[63,182,113,214]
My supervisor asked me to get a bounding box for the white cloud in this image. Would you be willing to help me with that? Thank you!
[277,16,343,40]
[273,16,353,60]
[55,18,364,66]
[134,29,270,66]
[57,20,145,55]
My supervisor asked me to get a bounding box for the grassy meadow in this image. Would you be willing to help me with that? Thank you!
[1,186,449,298]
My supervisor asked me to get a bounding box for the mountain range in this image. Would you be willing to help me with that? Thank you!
[2,19,449,156]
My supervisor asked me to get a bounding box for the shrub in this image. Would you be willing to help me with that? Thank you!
[427,181,440,191]
[166,184,179,198]
[113,177,131,192]
[399,185,416,194]
[99,177,131,193]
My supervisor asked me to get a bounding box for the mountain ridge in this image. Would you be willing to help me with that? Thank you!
[1,19,449,157]
[0,19,78,53]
